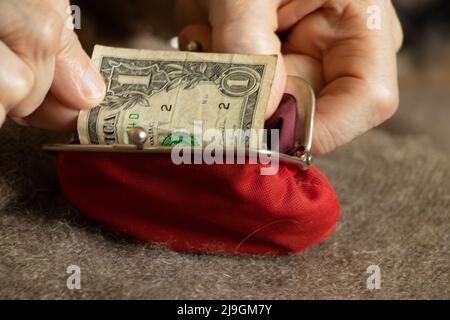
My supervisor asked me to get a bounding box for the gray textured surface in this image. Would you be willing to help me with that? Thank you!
[0,78,449,299]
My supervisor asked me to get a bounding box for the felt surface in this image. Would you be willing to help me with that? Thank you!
[1,77,449,299]
[0,3,449,297]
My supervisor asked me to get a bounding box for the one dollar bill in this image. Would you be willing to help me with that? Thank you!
[77,45,276,148]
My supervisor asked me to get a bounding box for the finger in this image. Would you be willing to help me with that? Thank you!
[51,31,106,110]
[312,78,394,156]
[388,1,404,52]
[19,93,79,131]
[47,0,106,110]
[175,0,209,31]
[288,2,400,155]
[0,104,5,127]
[0,0,63,118]
[178,24,212,52]
[277,0,324,32]
[0,40,35,117]
[208,0,281,52]
[208,0,286,118]
[283,53,324,93]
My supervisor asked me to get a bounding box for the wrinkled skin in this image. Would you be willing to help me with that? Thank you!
[0,0,402,156]
[177,0,403,155]
[0,0,106,131]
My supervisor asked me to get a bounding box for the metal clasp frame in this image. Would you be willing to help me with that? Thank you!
[285,75,316,169]
[43,76,316,170]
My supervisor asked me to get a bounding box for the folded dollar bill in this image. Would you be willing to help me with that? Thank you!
[77,45,277,149]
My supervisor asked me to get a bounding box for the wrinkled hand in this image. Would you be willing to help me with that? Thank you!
[176,0,403,155]
[0,0,105,131]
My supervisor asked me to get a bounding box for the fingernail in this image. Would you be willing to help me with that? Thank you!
[80,63,106,101]
[10,116,29,127]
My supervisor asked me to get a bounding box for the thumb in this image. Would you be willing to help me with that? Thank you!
[208,0,286,118]
[21,0,106,132]
[50,31,106,110]
[49,0,105,110]
[22,30,106,132]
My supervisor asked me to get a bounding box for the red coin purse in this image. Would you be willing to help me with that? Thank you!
[49,78,340,255]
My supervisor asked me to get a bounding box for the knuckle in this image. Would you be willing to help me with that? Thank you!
[312,119,339,156]
[31,8,64,56]
[371,84,399,123]
[2,67,35,111]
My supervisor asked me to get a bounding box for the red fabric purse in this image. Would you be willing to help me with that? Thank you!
[53,79,340,255]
